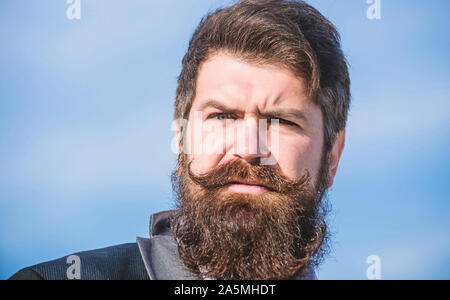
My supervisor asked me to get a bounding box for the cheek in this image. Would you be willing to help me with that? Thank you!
[184,119,225,175]
[189,154,222,175]
[274,135,323,180]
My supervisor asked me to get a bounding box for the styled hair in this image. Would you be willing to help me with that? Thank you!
[174,0,350,153]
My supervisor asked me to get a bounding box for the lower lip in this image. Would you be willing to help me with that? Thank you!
[226,184,270,195]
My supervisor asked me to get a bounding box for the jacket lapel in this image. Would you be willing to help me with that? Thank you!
[137,210,197,280]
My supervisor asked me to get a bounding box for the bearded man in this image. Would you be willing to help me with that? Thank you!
[10,0,349,280]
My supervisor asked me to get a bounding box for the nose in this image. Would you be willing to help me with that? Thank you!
[228,116,272,164]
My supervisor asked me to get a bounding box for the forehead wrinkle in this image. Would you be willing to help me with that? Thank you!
[253,91,286,116]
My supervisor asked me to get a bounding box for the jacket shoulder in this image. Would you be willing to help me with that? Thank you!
[9,243,149,280]
[9,268,44,280]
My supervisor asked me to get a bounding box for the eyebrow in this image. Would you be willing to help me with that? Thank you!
[199,99,240,115]
[199,99,310,125]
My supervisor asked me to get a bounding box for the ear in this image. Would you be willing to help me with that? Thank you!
[326,130,346,188]
[172,120,183,176]
[171,119,187,155]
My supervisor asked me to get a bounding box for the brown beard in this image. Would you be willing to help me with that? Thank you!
[171,154,330,280]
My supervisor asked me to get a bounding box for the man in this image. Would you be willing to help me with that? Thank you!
[10,0,349,280]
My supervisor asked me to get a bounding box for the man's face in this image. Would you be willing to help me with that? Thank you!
[183,52,325,188]
[171,52,332,280]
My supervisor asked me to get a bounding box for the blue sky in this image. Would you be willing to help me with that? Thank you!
[1,0,449,279]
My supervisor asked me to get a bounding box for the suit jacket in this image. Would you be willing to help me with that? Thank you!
[9,210,316,280]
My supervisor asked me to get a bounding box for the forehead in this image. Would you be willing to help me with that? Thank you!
[192,52,313,113]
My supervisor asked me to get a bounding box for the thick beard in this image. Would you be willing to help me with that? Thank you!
[171,154,330,280]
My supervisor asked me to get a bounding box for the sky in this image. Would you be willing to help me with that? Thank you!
[0,0,449,280]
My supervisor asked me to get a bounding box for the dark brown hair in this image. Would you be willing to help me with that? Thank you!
[174,0,350,154]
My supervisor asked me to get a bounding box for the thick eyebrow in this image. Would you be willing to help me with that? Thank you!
[198,99,310,125]
[198,99,240,114]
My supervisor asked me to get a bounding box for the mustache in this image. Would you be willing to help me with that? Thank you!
[184,157,311,195]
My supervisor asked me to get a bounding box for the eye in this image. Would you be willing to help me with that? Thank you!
[211,113,235,120]
[269,117,298,127]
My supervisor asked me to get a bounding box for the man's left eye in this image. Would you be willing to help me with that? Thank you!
[270,118,297,127]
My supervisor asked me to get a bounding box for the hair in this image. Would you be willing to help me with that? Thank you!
[174,0,350,154]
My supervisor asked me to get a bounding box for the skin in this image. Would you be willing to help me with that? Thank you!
[175,52,345,192]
